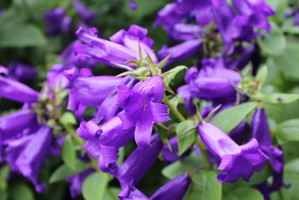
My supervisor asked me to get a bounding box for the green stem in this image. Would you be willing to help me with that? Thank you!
[163,94,185,122]
[279,188,286,200]
[195,138,212,170]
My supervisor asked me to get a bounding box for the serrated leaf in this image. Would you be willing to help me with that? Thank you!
[223,187,263,200]
[82,172,109,200]
[59,112,77,125]
[164,66,187,87]
[211,102,257,133]
[49,160,90,183]
[262,93,299,104]
[176,120,197,156]
[62,135,76,170]
[184,171,221,200]
[8,183,34,200]
[276,119,299,144]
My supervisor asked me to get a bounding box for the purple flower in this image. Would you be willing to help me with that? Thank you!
[75,25,157,68]
[178,65,241,113]
[162,136,188,163]
[72,0,97,24]
[251,108,283,172]
[6,126,53,192]
[115,134,163,188]
[198,121,268,183]
[232,0,275,32]
[150,174,191,200]
[224,44,255,70]
[118,186,148,200]
[46,64,71,90]
[294,9,299,26]
[59,40,96,69]
[4,62,38,82]
[0,110,37,141]
[169,23,204,41]
[227,121,249,142]
[0,76,40,103]
[66,168,95,198]
[67,74,123,119]
[158,39,202,65]
[77,116,134,173]
[117,76,170,147]
[45,7,72,36]
[129,0,137,10]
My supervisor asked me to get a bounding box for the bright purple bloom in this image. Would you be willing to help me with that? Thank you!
[158,39,202,65]
[67,74,123,119]
[150,174,191,200]
[162,136,180,163]
[169,23,204,41]
[228,121,249,142]
[232,0,275,32]
[59,40,96,69]
[251,109,283,172]
[66,168,95,198]
[198,121,268,183]
[0,110,37,141]
[77,116,134,173]
[0,76,40,103]
[3,62,38,82]
[46,64,71,90]
[118,186,148,200]
[72,0,97,24]
[117,76,170,147]
[115,134,163,188]
[224,44,255,70]
[75,25,157,68]
[178,65,241,114]
[6,126,53,192]
[44,7,72,36]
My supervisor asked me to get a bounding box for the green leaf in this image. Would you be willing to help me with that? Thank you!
[103,187,122,200]
[184,171,221,200]
[285,158,299,174]
[162,152,205,179]
[256,65,268,90]
[272,38,299,81]
[257,22,286,56]
[8,183,34,200]
[266,0,287,22]
[211,102,258,133]
[62,135,76,170]
[223,187,263,200]
[262,93,299,104]
[82,172,109,200]
[59,112,77,125]
[176,120,198,156]
[164,65,187,87]
[0,23,46,47]
[276,119,299,144]
[49,160,90,184]
[0,165,10,190]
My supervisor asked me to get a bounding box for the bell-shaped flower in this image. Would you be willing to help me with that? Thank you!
[150,174,191,200]
[114,134,163,188]
[198,121,269,183]
[227,121,249,142]
[6,126,53,192]
[4,62,37,83]
[77,116,134,173]
[67,73,123,120]
[0,110,37,141]
[232,0,275,32]
[0,76,40,103]
[158,39,202,65]
[44,7,72,36]
[117,76,170,147]
[75,25,157,68]
[72,0,97,24]
[251,108,284,172]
